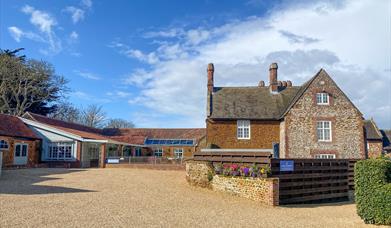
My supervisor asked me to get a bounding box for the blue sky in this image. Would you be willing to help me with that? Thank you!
[1,0,390,128]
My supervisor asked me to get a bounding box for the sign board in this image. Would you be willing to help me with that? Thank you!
[107,158,120,164]
[280,160,294,172]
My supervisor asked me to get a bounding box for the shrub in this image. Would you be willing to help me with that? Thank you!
[355,158,391,225]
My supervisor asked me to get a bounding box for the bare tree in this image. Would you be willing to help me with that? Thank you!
[80,104,106,128]
[48,101,81,123]
[0,49,67,116]
[105,118,135,128]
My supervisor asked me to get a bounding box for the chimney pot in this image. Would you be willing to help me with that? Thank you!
[287,80,292,87]
[282,81,287,87]
[207,63,214,93]
[277,81,282,87]
[269,62,278,93]
[258,80,265,87]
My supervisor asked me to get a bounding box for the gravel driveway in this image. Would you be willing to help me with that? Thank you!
[0,168,375,227]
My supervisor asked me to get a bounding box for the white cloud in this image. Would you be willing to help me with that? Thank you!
[106,91,132,98]
[81,0,93,9]
[117,0,390,128]
[64,6,85,24]
[70,31,79,40]
[74,70,101,80]
[22,5,56,33]
[8,27,23,42]
[20,5,61,54]
[8,26,45,43]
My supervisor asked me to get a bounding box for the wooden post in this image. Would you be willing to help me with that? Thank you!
[100,143,106,168]
[119,145,124,157]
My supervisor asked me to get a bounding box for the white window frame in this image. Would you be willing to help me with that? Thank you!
[314,154,336,159]
[237,120,251,139]
[316,93,329,105]
[174,148,183,158]
[0,139,9,150]
[154,148,163,157]
[46,142,75,161]
[317,121,332,142]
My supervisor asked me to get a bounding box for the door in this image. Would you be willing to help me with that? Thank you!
[14,143,28,165]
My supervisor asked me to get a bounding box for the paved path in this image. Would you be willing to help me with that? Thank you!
[0,168,376,227]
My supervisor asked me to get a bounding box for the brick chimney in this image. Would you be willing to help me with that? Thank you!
[207,63,214,94]
[207,63,214,117]
[269,63,278,93]
[287,80,292,87]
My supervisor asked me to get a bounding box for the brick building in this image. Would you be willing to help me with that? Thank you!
[205,62,365,159]
[104,128,206,158]
[0,114,41,167]
[364,119,391,158]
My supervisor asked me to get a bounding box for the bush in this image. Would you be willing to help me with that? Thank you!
[355,158,391,225]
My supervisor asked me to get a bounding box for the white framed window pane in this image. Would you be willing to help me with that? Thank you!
[316,93,329,104]
[316,94,322,104]
[154,148,163,157]
[0,140,9,149]
[237,120,250,139]
[317,121,331,141]
[174,148,183,158]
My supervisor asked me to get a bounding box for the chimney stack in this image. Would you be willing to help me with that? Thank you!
[207,63,214,94]
[258,80,265,87]
[269,63,278,93]
[287,80,292,87]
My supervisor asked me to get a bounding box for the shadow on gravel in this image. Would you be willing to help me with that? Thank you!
[281,201,355,208]
[0,168,95,195]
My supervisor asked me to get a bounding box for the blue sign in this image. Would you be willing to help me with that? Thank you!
[107,158,120,164]
[280,160,294,171]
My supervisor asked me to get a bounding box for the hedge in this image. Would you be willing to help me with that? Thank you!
[355,158,391,225]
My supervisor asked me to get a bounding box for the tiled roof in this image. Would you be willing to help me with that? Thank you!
[0,114,39,139]
[24,112,108,140]
[210,86,300,119]
[210,69,361,120]
[364,120,383,140]
[103,128,206,145]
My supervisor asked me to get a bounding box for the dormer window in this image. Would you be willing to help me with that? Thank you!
[316,93,329,105]
[237,120,250,139]
[0,139,9,150]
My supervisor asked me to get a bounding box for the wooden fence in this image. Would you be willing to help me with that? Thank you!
[192,152,271,166]
[271,159,354,204]
[191,153,359,205]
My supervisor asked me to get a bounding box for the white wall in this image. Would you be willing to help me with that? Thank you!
[28,126,77,161]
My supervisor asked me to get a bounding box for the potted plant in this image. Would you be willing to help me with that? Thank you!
[241,166,250,177]
[223,164,231,176]
[214,164,223,175]
[230,164,240,176]
[250,163,259,178]
[260,164,271,178]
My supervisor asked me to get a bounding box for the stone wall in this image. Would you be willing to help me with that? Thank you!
[186,160,214,188]
[284,70,365,159]
[212,175,279,206]
[367,141,383,158]
[186,161,279,206]
[206,120,280,149]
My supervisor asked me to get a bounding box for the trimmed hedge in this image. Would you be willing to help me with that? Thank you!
[355,158,391,225]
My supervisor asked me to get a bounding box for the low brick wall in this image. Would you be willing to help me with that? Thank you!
[186,160,279,206]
